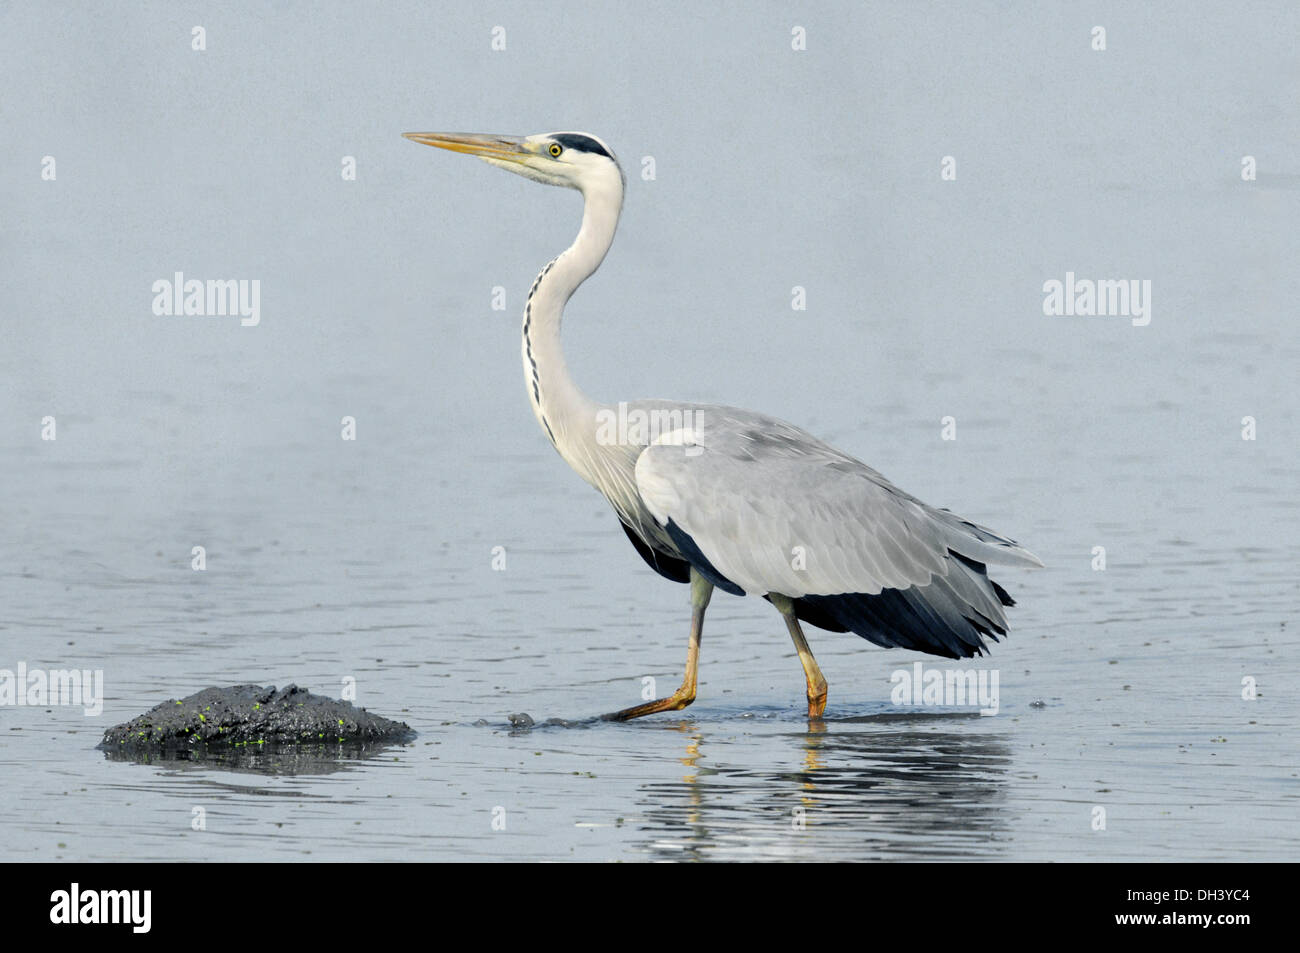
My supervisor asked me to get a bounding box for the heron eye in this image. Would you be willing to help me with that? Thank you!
[549,143,563,157]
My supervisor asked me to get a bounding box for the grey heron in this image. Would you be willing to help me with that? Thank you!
[405,130,1042,721]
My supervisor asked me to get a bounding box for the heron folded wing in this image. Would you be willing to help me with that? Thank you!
[633,436,953,598]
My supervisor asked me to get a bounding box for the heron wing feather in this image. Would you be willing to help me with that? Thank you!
[630,407,1040,599]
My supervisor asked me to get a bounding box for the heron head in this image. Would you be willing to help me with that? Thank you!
[403,130,623,196]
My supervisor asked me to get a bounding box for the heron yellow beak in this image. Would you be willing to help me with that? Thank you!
[403,132,531,163]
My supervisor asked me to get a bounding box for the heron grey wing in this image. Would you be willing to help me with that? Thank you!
[632,432,958,598]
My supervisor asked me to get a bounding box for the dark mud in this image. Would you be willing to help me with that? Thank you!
[99,684,416,755]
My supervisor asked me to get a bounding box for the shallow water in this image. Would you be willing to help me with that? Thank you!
[2,2,1298,861]
[2,398,1296,861]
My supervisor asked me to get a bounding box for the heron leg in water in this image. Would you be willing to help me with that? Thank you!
[604,568,713,721]
[769,594,829,719]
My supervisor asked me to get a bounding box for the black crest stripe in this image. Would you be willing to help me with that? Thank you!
[551,133,612,159]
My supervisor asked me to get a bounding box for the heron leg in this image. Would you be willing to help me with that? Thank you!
[604,568,713,721]
[769,594,828,719]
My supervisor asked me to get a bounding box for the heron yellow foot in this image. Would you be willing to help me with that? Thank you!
[603,568,711,723]
[770,593,830,721]
[602,689,695,722]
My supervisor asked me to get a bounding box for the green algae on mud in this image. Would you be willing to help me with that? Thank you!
[99,684,416,755]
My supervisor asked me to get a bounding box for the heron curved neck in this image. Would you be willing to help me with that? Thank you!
[521,176,623,480]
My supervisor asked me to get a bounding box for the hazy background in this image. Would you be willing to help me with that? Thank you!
[1,1,1296,861]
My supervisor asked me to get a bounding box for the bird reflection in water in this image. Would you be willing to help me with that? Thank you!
[634,713,1012,861]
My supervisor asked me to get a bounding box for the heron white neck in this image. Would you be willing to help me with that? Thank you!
[521,172,623,483]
